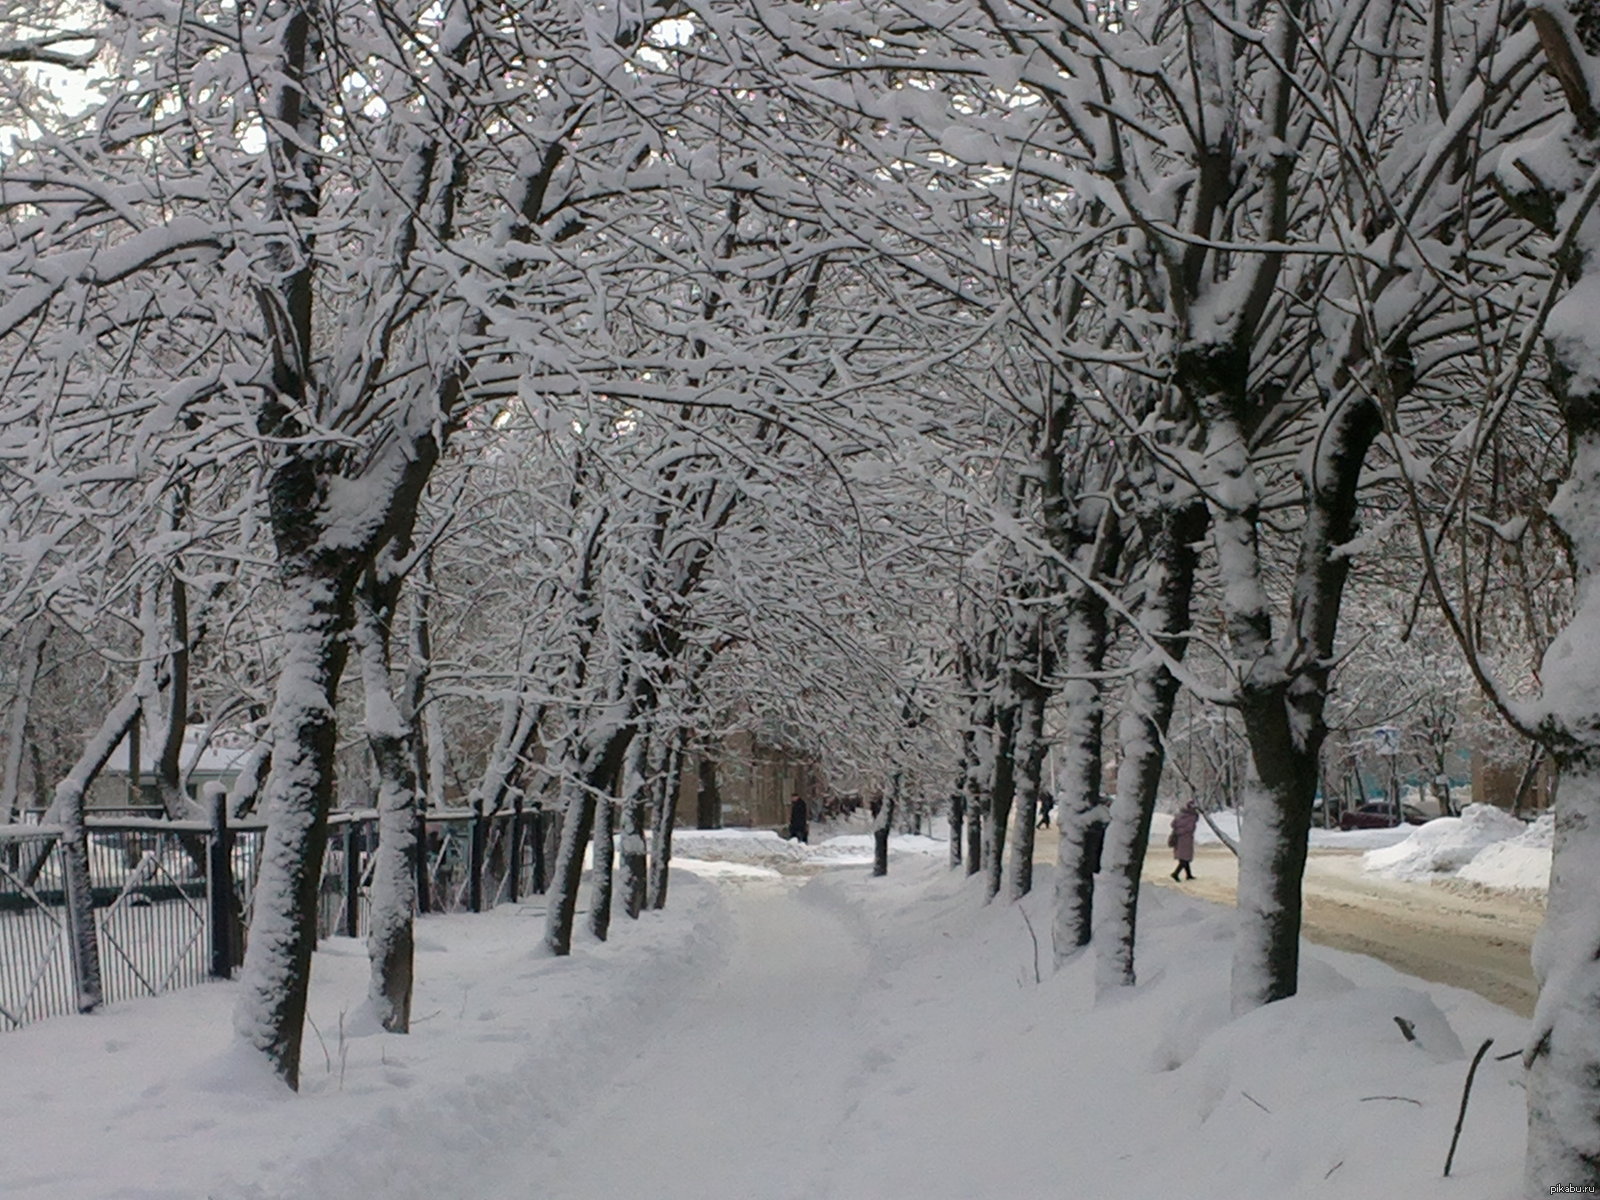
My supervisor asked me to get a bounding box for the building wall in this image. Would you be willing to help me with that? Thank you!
[1471,749,1555,811]
[676,731,822,829]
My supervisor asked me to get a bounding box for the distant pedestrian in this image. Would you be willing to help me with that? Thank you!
[1168,801,1198,881]
[788,794,809,844]
[1036,790,1055,829]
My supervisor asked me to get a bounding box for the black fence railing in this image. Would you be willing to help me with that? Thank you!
[0,800,550,1033]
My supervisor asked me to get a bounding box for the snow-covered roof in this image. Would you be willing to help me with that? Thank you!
[106,729,254,777]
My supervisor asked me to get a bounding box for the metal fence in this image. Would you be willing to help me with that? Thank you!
[0,801,549,1033]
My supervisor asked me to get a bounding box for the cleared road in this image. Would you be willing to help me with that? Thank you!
[1034,824,1543,1016]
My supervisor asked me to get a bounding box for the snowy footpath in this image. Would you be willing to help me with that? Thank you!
[2,834,1527,1200]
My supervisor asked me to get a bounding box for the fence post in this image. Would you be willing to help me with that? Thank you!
[208,789,234,978]
[508,794,524,904]
[58,815,103,1013]
[343,820,361,937]
[415,808,431,915]
[469,800,485,913]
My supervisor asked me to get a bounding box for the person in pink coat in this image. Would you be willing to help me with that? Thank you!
[1168,801,1199,881]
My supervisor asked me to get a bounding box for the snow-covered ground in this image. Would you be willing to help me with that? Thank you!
[2,833,1526,1200]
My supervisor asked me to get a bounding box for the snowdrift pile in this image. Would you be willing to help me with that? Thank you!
[1456,813,1554,892]
[669,828,808,868]
[1363,804,1534,883]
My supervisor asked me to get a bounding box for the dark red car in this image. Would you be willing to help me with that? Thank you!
[1339,802,1429,831]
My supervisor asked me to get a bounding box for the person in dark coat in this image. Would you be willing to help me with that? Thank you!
[787,794,809,843]
[1168,801,1198,881]
[1036,790,1055,829]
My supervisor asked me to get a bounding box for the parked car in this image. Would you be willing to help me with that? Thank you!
[1340,802,1429,831]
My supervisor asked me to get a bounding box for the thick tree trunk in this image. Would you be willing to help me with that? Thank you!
[1,620,45,825]
[355,575,419,1034]
[1094,498,1204,990]
[589,794,615,942]
[1229,702,1319,1012]
[1527,751,1600,1194]
[544,773,594,956]
[56,775,103,1013]
[983,699,1018,901]
[366,732,417,1032]
[155,573,192,821]
[647,734,684,910]
[963,689,991,879]
[618,732,650,919]
[873,771,898,877]
[546,713,637,954]
[1517,48,1600,1174]
[1007,677,1047,901]
[947,791,964,869]
[1052,666,1106,951]
[233,579,352,1089]
[1053,508,1118,947]
[965,791,982,876]
[1218,393,1377,1013]
[696,754,721,829]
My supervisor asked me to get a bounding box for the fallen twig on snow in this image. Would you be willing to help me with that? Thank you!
[1018,906,1041,985]
[1444,1038,1494,1178]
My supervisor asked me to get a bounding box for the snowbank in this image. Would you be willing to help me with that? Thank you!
[1457,814,1554,893]
[806,859,1523,1200]
[1363,804,1528,881]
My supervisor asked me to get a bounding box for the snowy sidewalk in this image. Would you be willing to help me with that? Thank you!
[2,836,1531,1200]
[483,875,874,1200]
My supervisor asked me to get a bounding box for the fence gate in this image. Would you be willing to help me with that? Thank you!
[90,827,210,1006]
